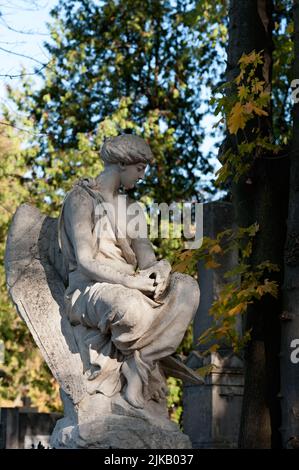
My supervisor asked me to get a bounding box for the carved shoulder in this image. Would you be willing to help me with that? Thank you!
[61,185,95,233]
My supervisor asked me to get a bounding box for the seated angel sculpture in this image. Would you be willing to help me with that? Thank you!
[57,134,200,410]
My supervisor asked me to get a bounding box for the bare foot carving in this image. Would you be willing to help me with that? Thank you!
[122,358,145,409]
[148,362,168,403]
[151,383,168,402]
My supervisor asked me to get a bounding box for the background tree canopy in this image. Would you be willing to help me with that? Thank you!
[5,0,228,209]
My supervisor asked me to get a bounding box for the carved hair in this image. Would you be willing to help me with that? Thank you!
[100,134,153,165]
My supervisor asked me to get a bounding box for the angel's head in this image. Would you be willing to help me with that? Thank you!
[100,134,153,190]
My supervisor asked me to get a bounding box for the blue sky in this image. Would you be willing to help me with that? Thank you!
[0,0,222,189]
[0,0,57,99]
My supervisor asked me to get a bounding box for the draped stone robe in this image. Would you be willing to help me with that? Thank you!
[58,178,200,399]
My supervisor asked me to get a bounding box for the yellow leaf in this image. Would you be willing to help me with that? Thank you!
[209,344,220,353]
[248,222,260,236]
[205,259,221,269]
[239,50,263,67]
[252,105,268,116]
[198,327,213,344]
[243,102,254,114]
[214,325,230,338]
[228,102,246,134]
[256,280,278,297]
[243,101,268,116]
[173,260,190,273]
[227,302,247,317]
[243,101,268,117]
[209,244,222,254]
[178,250,193,260]
[251,80,264,94]
[236,70,244,85]
[239,51,258,66]
[238,85,249,100]
[197,364,215,378]
[256,285,265,296]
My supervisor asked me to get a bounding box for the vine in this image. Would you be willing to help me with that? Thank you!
[211,50,281,185]
[174,221,279,373]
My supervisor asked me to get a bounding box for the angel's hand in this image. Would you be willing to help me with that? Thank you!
[139,260,171,300]
[126,274,155,296]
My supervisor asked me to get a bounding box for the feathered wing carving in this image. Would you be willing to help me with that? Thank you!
[5,203,86,405]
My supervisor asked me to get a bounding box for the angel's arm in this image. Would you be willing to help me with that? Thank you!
[128,200,171,274]
[65,189,135,286]
[128,200,157,269]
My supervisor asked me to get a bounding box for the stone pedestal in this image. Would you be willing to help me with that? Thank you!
[51,392,191,449]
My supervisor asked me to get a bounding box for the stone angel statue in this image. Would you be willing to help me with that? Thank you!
[5,134,202,449]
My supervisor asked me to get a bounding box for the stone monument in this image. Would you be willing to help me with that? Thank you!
[183,202,244,448]
[5,134,202,449]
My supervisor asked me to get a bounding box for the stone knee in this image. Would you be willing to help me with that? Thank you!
[109,287,154,347]
[172,272,200,321]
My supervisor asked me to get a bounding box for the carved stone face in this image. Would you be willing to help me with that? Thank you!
[119,162,147,190]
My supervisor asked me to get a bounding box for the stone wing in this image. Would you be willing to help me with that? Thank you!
[160,355,204,385]
[5,203,86,404]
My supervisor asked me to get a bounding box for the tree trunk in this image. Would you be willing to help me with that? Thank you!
[237,157,288,448]
[280,0,299,449]
[225,0,289,448]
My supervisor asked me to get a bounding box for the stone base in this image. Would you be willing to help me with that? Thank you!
[50,393,191,449]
